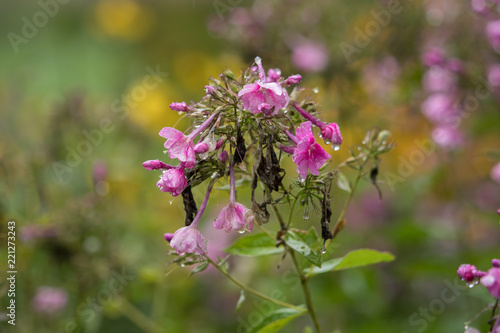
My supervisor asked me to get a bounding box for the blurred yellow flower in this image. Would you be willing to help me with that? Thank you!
[94,0,152,40]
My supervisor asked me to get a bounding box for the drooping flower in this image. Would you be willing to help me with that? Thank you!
[287,121,331,180]
[159,112,218,168]
[214,163,253,232]
[238,57,290,115]
[169,226,207,256]
[166,182,214,255]
[31,287,68,315]
[156,168,188,196]
[481,268,500,299]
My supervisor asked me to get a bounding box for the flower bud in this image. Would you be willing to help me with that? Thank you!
[204,85,217,95]
[285,74,302,85]
[143,159,171,170]
[164,233,175,242]
[219,150,228,163]
[377,130,391,143]
[194,142,210,154]
[258,103,274,115]
[169,102,189,112]
[157,169,188,196]
[493,259,500,268]
[267,68,281,82]
[170,226,207,255]
[321,123,343,146]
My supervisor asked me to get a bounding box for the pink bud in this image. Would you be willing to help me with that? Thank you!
[215,138,225,150]
[194,142,209,154]
[457,264,478,282]
[493,259,500,268]
[170,226,207,255]
[267,68,281,82]
[164,233,175,242]
[204,85,216,95]
[219,150,228,163]
[169,102,189,112]
[285,74,302,85]
[321,123,342,146]
[422,47,445,67]
[143,159,171,170]
[258,103,274,115]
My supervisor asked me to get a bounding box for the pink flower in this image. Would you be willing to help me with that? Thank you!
[491,162,500,183]
[489,64,500,89]
[421,93,460,125]
[422,47,445,67]
[422,67,456,93]
[486,20,500,50]
[481,268,500,298]
[219,150,228,163]
[31,287,68,315]
[292,41,328,73]
[238,57,289,115]
[321,123,342,148]
[432,126,464,149]
[288,121,331,180]
[156,168,187,196]
[166,182,214,256]
[457,264,483,282]
[159,112,218,168]
[214,164,253,232]
[169,226,207,255]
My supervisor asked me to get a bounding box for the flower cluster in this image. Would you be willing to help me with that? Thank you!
[143,57,344,256]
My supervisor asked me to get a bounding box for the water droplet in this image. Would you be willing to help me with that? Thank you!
[284,110,288,114]
[180,263,185,267]
[466,281,476,288]
[320,246,327,254]
[313,87,319,94]
[324,140,331,145]
[303,206,309,220]
[332,144,340,151]
[238,230,245,234]
[169,200,173,205]
[318,134,323,139]
[298,176,306,183]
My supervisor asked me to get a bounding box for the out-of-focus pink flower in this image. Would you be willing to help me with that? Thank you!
[481,268,500,298]
[488,64,500,89]
[486,20,500,50]
[471,0,488,14]
[214,164,253,232]
[31,287,68,315]
[423,67,456,93]
[491,162,500,183]
[493,259,500,268]
[159,112,218,168]
[288,121,331,179]
[20,225,58,242]
[238,57,289,115]
[421,93,459,124]
[291,41,328,73]
[170,226,207,255]
[422,47,445,67]
[142,159,172,170]
[447,58,464,73]
[432,126,464,149]
[169,102,189,112]
[157,168,187,196]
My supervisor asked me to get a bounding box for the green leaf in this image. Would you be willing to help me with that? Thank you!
[218,178,251,190]
[283,229,322,267]
[337,172,351,193]
[224,233,283,256]
[189,261,209,277]
[305,249,395,277]
[235,290,246,312]
[246,307,307,333]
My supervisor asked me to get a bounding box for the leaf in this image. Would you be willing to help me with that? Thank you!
[224,233,283,256]
[235,290,246,312]
[218,178,251,190]
[337,172,351,193]
[189,261,209,277]
[283,229,322,267]
[305,249,395,277]
[246,307,307,333]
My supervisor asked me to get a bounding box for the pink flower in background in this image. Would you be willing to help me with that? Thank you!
[421,93,460,124]
[238,57,289,115]
[488,64,500,89]
[214,164,253,232]
[169,226,207,255]
[159,112,218,168]
[156,168,187,196]
[287,121,331,179]
[481,268,500,298]
[486,20,500,50]
[32,287,68,315]
[471,0,489,14]
[422,67,456,93]
[422,47,445,67]
[292,40,328,73]
[491,162,500,183]
[431,126,464,149]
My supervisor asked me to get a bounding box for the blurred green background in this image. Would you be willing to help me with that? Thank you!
[1,0,499,332]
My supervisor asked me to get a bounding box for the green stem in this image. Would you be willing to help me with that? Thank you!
[206,256,303,311]
[115,296,161,333]
[290,250,323,333]
[269,202,322,333]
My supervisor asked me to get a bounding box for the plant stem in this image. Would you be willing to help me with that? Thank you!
[269,202,322,333]
[115,295,161,333]
[290,250,323,333]
[205,256,303,311]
